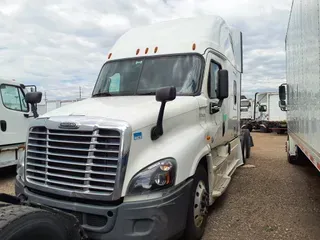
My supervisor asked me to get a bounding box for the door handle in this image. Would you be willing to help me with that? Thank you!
[210,102,220,114]
[0,120,7,132]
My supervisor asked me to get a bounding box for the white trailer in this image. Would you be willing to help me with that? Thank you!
[0,79,40,168]
[279,0,320,172]
[12,16,253,240]
[253,92,287,133]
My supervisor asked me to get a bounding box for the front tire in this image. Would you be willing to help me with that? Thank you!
[0,205,80,240]
[184,165,209,240]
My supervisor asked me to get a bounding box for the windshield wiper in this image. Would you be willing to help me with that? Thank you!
[136,92,156,95]
[92,92,112,97]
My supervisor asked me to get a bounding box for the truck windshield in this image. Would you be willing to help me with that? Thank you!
[92,55,203,96]
[241,100,250,108]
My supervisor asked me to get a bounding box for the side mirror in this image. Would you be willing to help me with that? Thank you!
[259,105,267,112]
[217,70,229,100]
[156,86,176,102]
[25,92,42,104]
[279,85,286,101]
[279,100,287,111]
[151,86,176,141]
[25,92,42,118]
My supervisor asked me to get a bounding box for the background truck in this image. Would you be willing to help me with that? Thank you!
[0,15,253,240]
[279,0,320,172]
[0,79,39,168]
[240,95,254,132]
[252,91,287,133]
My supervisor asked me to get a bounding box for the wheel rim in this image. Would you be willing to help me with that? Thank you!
[193,180,209,228]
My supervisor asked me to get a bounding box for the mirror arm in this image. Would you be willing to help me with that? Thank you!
[151,101,166,141]
[30,104,39,118]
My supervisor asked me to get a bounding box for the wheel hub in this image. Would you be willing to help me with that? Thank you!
[193,180,209,228]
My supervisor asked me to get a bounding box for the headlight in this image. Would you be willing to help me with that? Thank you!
[16,149,25,182]
[127,158,176,196]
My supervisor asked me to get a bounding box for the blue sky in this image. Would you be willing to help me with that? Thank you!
[0,0,292,100]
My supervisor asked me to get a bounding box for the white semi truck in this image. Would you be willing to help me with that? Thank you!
[279,0,320,172]
[240,96,254,132]
[252,92,287,133]
[0,79,40,168]
[0,16,253,240]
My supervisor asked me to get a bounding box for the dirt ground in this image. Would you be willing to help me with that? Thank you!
[0,166,15,196]
[203,132,320,240]
[0,132,319,240]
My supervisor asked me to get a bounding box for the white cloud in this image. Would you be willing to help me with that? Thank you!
[0,0,292,100]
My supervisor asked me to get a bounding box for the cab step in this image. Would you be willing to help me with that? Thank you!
[211,176,231,198]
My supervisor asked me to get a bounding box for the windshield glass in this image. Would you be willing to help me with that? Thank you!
[92,55,203,96]
[240,100,250,107]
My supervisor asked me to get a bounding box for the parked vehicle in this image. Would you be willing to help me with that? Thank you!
[279,0,320,172]
[0,15,253,240]
[252,92,287,133]
[240,96,254,132]
[0,79,40,168]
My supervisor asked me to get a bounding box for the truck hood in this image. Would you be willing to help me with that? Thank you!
[40,96,200,131]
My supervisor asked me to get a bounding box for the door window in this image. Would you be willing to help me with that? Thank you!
[0,84,28,112]
[208,62,220,99]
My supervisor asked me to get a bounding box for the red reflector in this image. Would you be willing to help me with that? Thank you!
[192,43,196,50]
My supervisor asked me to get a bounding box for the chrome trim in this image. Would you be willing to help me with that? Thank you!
[25,116,131,201]
[59,122,80,129]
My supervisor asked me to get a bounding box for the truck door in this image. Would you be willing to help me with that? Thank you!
[0,83,31,146]
[206,53,226,147]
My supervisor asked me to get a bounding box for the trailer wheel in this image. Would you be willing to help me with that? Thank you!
[260,126,269,133]
[0,205,75,240]
[288,147,307,165]
[184,165,209,240]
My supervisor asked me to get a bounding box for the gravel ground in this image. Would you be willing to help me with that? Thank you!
[0,132,319,240]
[0,166,15,196]
[203,132,320,240]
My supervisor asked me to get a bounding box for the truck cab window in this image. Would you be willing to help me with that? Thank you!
[93,55,203,97]
[208,62,220,99]
[0,84,28,112]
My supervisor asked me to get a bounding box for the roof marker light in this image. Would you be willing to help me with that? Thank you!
[192,43,196,50]
[154,46,158,53]
[108,53,112,59]
[145,48,149,54]
[136,49,140,55]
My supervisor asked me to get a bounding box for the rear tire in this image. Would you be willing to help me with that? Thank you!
[241,129,251,163]
[184,165,209,240]
[0,205,77,240]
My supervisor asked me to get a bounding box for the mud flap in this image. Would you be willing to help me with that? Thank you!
[250,135,254,147]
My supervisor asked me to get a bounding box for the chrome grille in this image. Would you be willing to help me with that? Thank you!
[25,126,121,195]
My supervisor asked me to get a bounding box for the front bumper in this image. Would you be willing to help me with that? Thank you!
[15,177,193,240]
